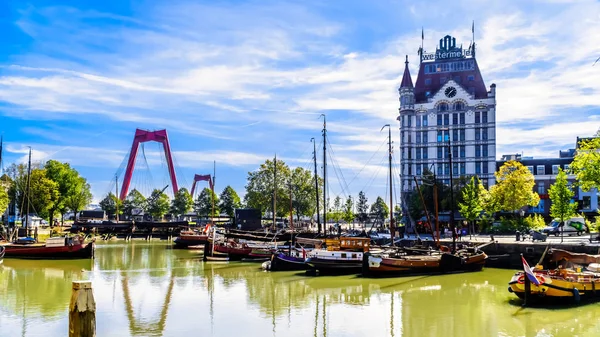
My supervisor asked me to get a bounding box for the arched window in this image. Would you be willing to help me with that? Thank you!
[437,103,448,112]
[453,102,464,110]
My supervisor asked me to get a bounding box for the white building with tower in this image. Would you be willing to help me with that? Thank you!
[398,33,497,209]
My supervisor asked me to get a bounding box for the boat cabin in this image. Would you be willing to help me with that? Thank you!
[325,237,370,252]
[45,236,83,248]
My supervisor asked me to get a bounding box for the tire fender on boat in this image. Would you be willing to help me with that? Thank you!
[368,255,382,268]
[573,288,581,303]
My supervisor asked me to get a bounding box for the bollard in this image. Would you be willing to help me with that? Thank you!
[69,281,96,337]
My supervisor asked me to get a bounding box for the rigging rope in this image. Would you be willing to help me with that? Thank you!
[360,153,388,195]
[325,135,351,201]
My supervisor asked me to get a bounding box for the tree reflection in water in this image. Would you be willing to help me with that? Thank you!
[4,243,600,337]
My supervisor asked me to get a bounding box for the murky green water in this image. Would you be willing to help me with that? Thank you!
[1,242,599,337]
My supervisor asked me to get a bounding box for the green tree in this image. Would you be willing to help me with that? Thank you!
[147,188,170,219]
[5,163,41,216]
[171,188,193,217]
[394,205,402,218]
[491,160,539,213]
[0,183,9,217]
[458,176,486,236]
[244,158,291,217]
[328,196,343,223]
[64,177,93,221]
[570,135,600,191]
[194,187,220,217]
[45,160,81,222]
[219,185,241,218]
[370,196,389,225]
[99,192,122,218]
[356,191,369,223]
[549,168,578,241]
[123,189,146,216]
[20,169,60,221]
[290,167,322,222]
[342,196,354,224]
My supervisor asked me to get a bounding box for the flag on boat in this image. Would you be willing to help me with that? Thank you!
[204,224,211,234]
[521,256,541,286]
[302,247,306,260]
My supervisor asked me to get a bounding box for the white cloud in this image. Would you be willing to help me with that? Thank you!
[2,0,600,203]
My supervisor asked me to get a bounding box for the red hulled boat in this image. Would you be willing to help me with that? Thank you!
[2,236,94,259]
[213,240,252,260]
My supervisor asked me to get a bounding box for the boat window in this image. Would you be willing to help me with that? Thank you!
[341,253,347,258]
[352,254,357,258]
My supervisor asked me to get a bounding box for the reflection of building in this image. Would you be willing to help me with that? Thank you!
[399,33,496,212]
[496,137,600,219]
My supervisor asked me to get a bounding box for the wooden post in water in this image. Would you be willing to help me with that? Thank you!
[69,281,96,337]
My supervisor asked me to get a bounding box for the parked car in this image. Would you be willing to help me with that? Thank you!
[542,217,587,236]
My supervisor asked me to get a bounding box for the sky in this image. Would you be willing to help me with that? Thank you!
[0,0,599,205]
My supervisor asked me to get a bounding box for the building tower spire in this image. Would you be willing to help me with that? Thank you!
[400,55,414,89]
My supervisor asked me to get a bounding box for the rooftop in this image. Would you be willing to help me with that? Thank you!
[413,35,488,103]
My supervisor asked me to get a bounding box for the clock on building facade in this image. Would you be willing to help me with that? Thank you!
[445,86,457,98]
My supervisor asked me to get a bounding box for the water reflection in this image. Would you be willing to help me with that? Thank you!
[2,242,600,337]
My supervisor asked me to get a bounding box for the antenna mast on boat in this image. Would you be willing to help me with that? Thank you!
[311,138,321,234]
[25,147,32,235]
[321,114,327,233]
[381,125,394,246]
[273,154,277,231]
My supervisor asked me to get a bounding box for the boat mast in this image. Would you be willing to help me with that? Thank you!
[0,136,3,173]
[273,154,277,231]
[25,147,32,234]
[289,180,293,256]
[212,161,215,225]
[311,138,321,234]
[447,134,456,253]
[321,114,327,234]
[382,125,394,246]
[115,174,119,223]
[434,177,440,246]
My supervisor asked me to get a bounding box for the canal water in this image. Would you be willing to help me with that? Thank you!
[1,242,599,337]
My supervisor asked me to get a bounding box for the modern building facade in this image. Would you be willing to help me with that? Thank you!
[398,34,496,207]
[496,137,600,219]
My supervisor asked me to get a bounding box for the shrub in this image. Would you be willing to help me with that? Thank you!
[524,214,546,231]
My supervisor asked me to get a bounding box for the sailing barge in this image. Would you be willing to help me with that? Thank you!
[2,236,94,259]
[364,245,487,277]
[305,237,371,274]
[509,249,600,304]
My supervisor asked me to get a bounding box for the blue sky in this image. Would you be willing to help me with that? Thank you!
[1,0,599,204]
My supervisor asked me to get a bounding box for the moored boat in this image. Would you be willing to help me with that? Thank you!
[509,250,600,305]
[305,237,370,275]
[2,236,94,259]
[364,246,487,277]
[507,268,600,304]
[173,230,209,249]
[267,248,311,271]
[213,240,252,261]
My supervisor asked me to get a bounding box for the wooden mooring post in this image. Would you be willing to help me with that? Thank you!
[69,281,96,337]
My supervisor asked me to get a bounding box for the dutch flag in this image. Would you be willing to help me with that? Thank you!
[522,256,541,286]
